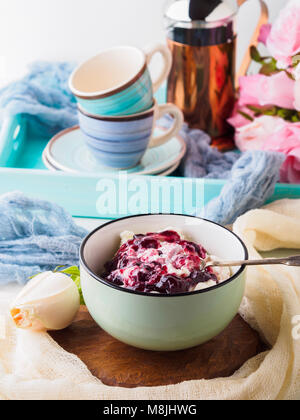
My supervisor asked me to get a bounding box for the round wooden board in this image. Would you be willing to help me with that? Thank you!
[50,307,265,388]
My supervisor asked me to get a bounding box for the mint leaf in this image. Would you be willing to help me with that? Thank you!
[60,266,80,276]
[72,274,84,306]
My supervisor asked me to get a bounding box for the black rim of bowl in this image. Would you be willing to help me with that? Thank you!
[79,214,249,298]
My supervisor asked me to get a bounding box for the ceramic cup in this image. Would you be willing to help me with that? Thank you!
[69,44,172,117]
[78,100,184,169]
[80,214,248,351]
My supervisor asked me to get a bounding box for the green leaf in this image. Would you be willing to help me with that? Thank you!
[72,274,85,305]
[292,54,300,67]
[53,265,67,272]
[246,105,260,112]
[237,110,254,121]
[292,114,300,122]
[246,105,279,117]
[242,104,300,123]
[284,70,295,80]
[250,46,263,63]
[247,105,263,117]
[262,107,278,117]
[28,273,38,280]
[277,108,294,120]
[60,266,80,276]
[259,59,278,76]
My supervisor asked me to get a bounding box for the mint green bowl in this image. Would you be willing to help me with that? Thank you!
[80,215,248,351]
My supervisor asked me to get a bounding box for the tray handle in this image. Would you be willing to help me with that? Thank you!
[0,114,27,167]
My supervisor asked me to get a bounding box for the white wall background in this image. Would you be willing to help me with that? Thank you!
[0,0,287,86]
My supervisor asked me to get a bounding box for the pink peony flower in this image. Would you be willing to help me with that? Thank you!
[281,148,300,184]
[266,0,300,69]
[262,121,300,183]
[294,79,300,111]
[234,115,300,184]
[258,23,272,45]
[239,72,295,109]
[227,104,256,130]
[234,116,285,152]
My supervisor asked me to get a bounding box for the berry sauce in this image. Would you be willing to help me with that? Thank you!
[103,230,218,295]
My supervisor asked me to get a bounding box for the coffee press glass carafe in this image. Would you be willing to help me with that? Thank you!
[164,0,268,150]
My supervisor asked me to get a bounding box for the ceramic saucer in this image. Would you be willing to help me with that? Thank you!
[43,148,181,177]
[44,126,186,176]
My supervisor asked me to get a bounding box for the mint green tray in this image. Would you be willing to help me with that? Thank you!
[0,113,299,219]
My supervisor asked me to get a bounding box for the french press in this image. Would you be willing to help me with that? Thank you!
[164,0,269,149]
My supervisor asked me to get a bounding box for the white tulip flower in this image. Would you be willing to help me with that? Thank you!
[10,271,80,332]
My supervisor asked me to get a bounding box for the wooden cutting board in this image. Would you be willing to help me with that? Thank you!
[50,307,266,388]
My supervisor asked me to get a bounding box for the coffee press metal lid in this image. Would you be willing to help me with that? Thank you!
[165,0,237,26]
[165,0,237,46]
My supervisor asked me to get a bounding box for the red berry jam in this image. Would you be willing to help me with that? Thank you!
[103,230,218,295]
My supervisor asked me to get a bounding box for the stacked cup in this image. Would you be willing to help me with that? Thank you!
[69,45,184,169]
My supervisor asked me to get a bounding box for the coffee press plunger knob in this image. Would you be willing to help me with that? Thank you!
[188,0,222,20]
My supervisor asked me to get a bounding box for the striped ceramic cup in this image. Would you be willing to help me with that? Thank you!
[78,100,184,169]
[69,45,172,117]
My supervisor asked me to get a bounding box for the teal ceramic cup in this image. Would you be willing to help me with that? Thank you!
[80,214,248,351]
[77,100,184,169]
[69,45,172,116]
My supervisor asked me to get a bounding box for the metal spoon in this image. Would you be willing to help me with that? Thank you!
[200,256,300,271]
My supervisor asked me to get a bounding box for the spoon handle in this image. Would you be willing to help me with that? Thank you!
[208,256,300,268]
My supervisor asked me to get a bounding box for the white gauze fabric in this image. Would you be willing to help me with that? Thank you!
[0,199,299,400]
